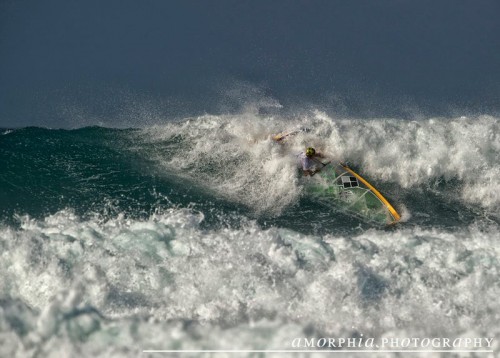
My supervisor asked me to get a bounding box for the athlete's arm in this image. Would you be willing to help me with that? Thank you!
[303,169,320,176]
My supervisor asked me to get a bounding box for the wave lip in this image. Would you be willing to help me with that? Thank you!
[1,114,499,225]
[136,113,500,219]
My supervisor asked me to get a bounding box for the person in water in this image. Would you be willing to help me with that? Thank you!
[299,147,327,176]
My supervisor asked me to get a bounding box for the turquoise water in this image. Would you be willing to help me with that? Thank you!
[1,113,499,356]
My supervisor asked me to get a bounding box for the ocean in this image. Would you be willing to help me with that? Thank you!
[1,112,499,356]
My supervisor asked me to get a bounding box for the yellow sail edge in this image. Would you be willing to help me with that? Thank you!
[341,164,401,223]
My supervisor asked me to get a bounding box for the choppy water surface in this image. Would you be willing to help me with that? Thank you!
[1,112,499,356]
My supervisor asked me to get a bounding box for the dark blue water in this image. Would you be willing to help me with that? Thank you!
[1,1,500,128]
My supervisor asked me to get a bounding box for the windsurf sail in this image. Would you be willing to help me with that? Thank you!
[306,163,400,225]
[341,164,400,222]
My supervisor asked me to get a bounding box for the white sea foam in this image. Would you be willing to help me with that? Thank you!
[137,113,303,215]
[137,112,500,215]
[1,209,499,356]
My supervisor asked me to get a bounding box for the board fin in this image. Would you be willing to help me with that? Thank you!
[272,127,309,142]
